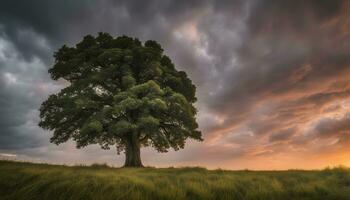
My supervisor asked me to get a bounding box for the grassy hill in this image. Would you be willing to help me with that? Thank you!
[1,160,350,200]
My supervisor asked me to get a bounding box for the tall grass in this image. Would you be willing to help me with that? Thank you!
[1,160,350,200]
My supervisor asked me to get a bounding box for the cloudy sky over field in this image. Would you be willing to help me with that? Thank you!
[1,0,350,169]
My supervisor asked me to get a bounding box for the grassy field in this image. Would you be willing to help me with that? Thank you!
[1,160,350,200]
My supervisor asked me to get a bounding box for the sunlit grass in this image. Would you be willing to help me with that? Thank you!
[1,160,350,200]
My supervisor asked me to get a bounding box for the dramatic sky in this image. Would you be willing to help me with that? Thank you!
[1,0,350,169]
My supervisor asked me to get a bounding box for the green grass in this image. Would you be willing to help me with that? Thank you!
[1,160,350,200]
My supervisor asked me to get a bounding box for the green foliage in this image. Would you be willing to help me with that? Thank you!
[2,161,350,200]
[82,120,103,134]
[122,75,136,89]
[39,32,202,154]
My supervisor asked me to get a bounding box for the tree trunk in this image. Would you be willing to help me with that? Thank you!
[123,133,143,167]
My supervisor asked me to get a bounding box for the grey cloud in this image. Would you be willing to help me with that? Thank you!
[0,36,58,150]
[269,127,296,142]
[205,0,350,134]
[314,114,350,138]
[210,0,347,108]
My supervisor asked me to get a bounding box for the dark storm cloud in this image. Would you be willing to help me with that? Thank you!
[314,114,350,138]
[0,36,60,149]
[1,0,350,168]
[269,127,297,142]
[198,0,350,165]
[0,0,91,63]
[0,0,212,56]
[205,0,350,140]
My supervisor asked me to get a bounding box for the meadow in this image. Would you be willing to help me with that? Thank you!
[1,160,350,200]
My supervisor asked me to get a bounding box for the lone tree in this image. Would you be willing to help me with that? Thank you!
[39,33,202,167]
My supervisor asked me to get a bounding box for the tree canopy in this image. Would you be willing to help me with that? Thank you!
[39,33,202,167]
